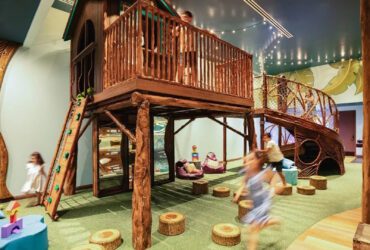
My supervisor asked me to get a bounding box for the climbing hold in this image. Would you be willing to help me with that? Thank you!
[54,185,60,191]
[55,165,61,173]
[47,197,52,204]
[76,113,81,121]
[64,152,70,159]
[67,129,72,135]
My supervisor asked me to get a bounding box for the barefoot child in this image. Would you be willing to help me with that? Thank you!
[21,152,47,206]
[233,151,280,250]
[260,132,287,186]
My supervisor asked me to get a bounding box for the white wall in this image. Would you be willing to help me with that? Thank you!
[175,117,249,162]
[0,8,92,196]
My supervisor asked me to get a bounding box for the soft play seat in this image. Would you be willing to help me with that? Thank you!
[202,152,225,174]
[282,167,298,185]
[176,166,204,179]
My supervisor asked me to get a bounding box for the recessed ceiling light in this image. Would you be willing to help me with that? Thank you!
[232,30,236,33]
[221,31,225,34]
[243,28,247,31]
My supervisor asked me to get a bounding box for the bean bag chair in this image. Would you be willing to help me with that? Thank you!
[202,152,225,174]
[282,158,295,169]
[176,160,204,180]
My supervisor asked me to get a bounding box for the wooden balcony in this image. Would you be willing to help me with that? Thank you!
[97,1,253,108]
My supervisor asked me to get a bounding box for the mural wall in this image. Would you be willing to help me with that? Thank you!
[282,59,363,104]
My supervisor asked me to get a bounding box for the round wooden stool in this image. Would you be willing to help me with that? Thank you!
[238,200,253,220]
[192,180,209,195]
[297,185,316,195]
[158,212,185,236]
[213,186,230,197]
[274,183,293,195]
[309,175,327,190]
[71,244,105,250]
[233,189,249,202]
[212,223,241,246]
[89,229,122,250]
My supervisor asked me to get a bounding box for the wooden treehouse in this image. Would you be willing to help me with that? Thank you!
[41,0,254,249]
[254,75,345,178]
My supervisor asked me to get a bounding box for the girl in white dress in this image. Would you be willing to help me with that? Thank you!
[21,152,47,206]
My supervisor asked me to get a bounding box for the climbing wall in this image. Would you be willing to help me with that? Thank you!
[42,97,88,220]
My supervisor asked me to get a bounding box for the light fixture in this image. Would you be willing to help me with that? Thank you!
[243,0,293,38]
[232,30,236,34]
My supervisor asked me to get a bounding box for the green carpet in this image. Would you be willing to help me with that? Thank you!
[9,161,361,249]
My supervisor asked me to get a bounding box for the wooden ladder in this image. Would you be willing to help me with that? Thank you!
[42,97,88,220]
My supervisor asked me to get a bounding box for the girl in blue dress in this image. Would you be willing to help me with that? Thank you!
[233,151,280,250]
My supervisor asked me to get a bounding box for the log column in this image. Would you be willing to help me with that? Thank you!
[361,0,370,224]
[132,100,152,250]
[64,147,77,196]
[223,117,227,169]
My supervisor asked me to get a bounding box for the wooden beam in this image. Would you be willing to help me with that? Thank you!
[260,115,265,149]
[223,117,227,169]
[165,117,175,181]
[92,118,99,197]
[361,0,370,225]
[174,118,195,135]
[104,110,136,144]
[131,92,249,113]
[94,99,133,113]
[207,116,247,138]
[78,115,95,139]
[72,42,96,63]
[243,114,247,156]
[247,113,257,150]
[132,100,152,249]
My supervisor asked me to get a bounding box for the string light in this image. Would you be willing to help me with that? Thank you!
[217,21,263,35]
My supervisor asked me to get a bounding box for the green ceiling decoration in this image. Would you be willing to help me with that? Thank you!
[281,68,314,87]
[322,59,363,95]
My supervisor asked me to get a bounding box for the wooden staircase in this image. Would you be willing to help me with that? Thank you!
[42,97,88,220]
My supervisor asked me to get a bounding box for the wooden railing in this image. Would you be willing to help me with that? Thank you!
[254,75,339,132]
[104,2,253,99]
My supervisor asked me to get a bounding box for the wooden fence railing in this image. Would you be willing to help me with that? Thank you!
[254,75,339,132]
[104,2,253,99]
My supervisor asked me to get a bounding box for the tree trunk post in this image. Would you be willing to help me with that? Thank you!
[132,100,152,250]
[361,0,370,224]
[223,117,227,168]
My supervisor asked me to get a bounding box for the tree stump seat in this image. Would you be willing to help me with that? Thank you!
[71,244,105,250]
[309,175,327,190]
[192,180,209,195]
[89,229,122,250]
[158,212,185,236]
[238,200,254,220]
[275,183,293,195]
[297,185,316,195]
[212,223,241,246]
[213,186,230,197]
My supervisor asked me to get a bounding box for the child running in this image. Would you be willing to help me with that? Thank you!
[21,152,47,206]
[233,151,280,250]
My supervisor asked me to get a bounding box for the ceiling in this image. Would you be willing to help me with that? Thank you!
[172,0,361,74]
[0,0,361,75]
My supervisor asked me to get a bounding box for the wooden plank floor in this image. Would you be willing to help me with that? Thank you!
[288,208,361,250]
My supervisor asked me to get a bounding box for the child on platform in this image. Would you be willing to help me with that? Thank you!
[260,132,287,186]
[21,152,47,206]
[233,151,280,250]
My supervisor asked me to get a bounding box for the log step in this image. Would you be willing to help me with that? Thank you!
[213,186,230,197]
[309,175,327,190]
[275,183,293,195]
[212,223,241,246]
[238,200,253,220]
[297,185,316,195]
[192,180,209,195]
[158,212,185,236]
[89,229,122,250]
[233,189,249,202]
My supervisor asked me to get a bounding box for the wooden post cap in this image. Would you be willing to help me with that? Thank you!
[212,223,241,246]
[275,183,293,195]
[71,244,105,250]
[309,175,327,190]
[89,229,123,250]
[213,186,230,197]
[193,180,208,185]
[158,212,186,236]
[297,185,316,195]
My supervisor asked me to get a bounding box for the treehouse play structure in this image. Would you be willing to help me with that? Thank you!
[38,0,344,249]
